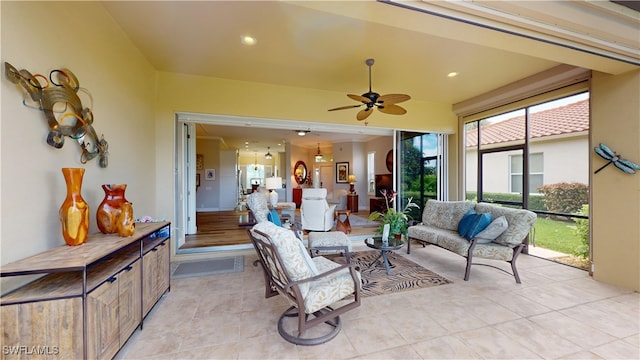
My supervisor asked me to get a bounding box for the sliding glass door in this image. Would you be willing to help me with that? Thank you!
[397,131,447,221]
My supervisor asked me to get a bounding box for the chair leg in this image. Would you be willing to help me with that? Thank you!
[510,244,525,284]
[464,239,478,281]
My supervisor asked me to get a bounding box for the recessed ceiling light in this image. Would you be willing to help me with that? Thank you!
[447,72,458,78]
[240,35,256,46]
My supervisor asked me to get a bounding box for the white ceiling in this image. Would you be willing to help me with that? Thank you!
[102,1,639,154]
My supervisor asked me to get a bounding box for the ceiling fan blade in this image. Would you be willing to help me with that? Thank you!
[378,103,407,115]
[328,104,362,111]
[347,94,372,104]
[356,108,373,121]
[377,93,411,104]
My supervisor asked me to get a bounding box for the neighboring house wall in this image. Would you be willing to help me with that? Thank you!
[465,134,589,193]
[535,135,589,185]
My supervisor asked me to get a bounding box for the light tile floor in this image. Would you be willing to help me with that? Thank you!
[116,243,639,359]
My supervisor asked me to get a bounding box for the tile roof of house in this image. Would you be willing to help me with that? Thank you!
[466,99,589,147]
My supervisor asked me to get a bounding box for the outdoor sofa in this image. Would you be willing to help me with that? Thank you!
[407,200,537,283]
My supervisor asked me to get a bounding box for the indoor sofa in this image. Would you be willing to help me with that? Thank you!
[407,200,536,283]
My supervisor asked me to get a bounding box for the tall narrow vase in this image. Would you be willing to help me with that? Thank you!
[59,168,89,246]
[96,184,129,234]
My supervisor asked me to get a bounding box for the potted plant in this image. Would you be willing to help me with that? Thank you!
[368,189,420,238]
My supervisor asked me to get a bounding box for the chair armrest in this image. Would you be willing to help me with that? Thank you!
[324,205,337,225]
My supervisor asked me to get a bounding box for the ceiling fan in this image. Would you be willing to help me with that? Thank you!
[328,58,411,122]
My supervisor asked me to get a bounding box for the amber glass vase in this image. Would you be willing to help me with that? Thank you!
[59,168,89,246]
[116,201,135,237]
[96,184,130,234]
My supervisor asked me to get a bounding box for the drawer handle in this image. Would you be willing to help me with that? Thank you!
[151,248,158,252]
[124,265,133,272]
[107,276,117,283]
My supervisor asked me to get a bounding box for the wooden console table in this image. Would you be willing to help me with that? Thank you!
[335,209,351,234]
[293,187,302,208]
[370,197,387,213]
[1,222,171,360]
[347,194,358,213]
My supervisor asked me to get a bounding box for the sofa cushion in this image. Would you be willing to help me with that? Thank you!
[475,215,508,243]
[423,200,476,231]
[474,203,537,247]
[408,225,460,248]
[458,210,493,240]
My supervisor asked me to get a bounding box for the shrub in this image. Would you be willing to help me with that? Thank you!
[464,191,546,211]
[537,182,588,215]
[573,204,590,258]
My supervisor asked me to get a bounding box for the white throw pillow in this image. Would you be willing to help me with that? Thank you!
[474,215,508,243]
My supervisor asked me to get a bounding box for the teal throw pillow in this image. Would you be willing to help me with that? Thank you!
[457,210,476,238]
[467,212,493,240]
[458,210,493,240]
[267,209,281,227]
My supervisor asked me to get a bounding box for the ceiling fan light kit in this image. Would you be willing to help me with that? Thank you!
[328,58,410,125]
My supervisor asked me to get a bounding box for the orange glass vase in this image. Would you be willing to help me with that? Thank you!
[59,168,89,246]
[96,184,130,234]
[116,201,136,237]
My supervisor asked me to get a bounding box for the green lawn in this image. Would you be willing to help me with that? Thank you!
[532,217,584,255]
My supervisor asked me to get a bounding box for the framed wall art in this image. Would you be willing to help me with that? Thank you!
[196,154,204,170]
[205,169,215,180]
[336,162,349,183]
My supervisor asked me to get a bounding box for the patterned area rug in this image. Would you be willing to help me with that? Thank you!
[329,250,452,297]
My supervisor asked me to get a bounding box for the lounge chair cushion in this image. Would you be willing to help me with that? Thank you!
[304,256,360,313]
[252,222,318,296]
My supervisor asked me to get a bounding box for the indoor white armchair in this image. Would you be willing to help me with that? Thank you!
[300,188,336,232]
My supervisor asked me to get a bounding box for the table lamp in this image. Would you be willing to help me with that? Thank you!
[348,174,357,194]
[265,176,282,206]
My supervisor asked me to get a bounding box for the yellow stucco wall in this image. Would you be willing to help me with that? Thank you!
[591,70,640,291]
[1,2,157,290]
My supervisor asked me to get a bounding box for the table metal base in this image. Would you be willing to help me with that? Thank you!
[368,250,396,275]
